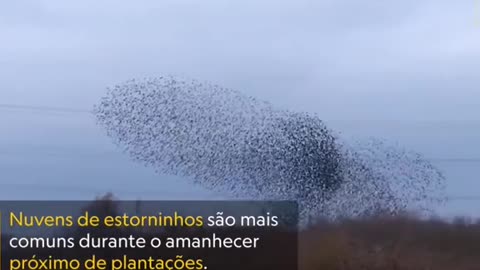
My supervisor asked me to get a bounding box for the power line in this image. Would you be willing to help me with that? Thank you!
[0,103,91,114]
[1,182,479,200]
[1,103,480,163]
[0,182,198,197]
[447,196,480,201]
[430,158,480,163]
[1,145,480,164]
[2,150,480,164]
[0,103,479,125]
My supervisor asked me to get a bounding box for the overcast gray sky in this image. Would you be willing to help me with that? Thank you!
[0,0,479,217]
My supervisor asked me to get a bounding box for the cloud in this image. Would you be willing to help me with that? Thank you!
[0,0,478,119]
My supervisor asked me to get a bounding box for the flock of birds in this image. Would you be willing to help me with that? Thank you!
[93,76,446,224]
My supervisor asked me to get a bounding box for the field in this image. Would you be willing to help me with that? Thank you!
[300,214,480,269]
